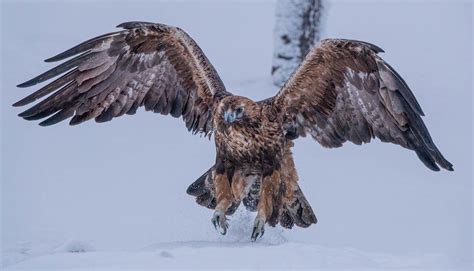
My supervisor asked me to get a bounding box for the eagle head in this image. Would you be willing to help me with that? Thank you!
[217,96,260,126]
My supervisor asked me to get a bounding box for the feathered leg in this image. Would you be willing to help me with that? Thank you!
[231,170,258,203]
[211,168,233,235]
[279,146,317,228]
[251,170,281,241]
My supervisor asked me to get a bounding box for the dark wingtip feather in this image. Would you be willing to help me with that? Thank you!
[44,50,83,63]
[14,69,80,108]
[18,105,52,119]
[38,108,75,126]
[435,154,454,171]
[12,99,29,107]
[44,57,60,63]
[20,108,58,121]
[429,141,454,171]
[422,157,441,171]
[44,31,120,63]
[17,52,88,90]
[69,114,91,126]
[18,109,35,118]
[44,50,86,63]
[38,121,50,127]
[17,80,37,88]
[44,56,61,63]
[413,144,441,171]
[403,99,453,172]
[18,112,30,118]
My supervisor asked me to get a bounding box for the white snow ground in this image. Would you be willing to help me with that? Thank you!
[0,209,463,270]
[1,0,472,270]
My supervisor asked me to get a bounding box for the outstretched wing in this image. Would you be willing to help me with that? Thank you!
[14,21,230,136]
[273,39,453,171]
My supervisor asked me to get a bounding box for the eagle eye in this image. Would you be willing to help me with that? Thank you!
[235,106,244,117]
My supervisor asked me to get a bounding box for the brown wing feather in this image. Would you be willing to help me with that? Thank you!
[272,39,453,171]
[14,21,230,136]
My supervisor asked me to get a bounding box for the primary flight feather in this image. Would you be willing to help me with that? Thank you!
[15,22,453,241]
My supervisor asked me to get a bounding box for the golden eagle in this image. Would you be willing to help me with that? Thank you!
[14,22,453,241]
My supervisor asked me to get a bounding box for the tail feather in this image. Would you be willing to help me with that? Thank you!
[186,167,213,197]
[196,192,216,209]
[186,166,216,210]
[279,185,317,229]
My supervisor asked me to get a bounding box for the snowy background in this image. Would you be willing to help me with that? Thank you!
[1,0,472,270]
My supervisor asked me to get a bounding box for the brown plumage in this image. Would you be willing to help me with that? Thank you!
[15,22,452,241]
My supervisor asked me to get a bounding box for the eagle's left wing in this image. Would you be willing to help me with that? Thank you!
[272,39,453,171]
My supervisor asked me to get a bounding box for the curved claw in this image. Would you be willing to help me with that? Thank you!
[211,210,229,235]
[251,216,265,241]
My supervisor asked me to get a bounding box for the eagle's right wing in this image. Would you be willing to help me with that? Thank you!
[14,22,230,136]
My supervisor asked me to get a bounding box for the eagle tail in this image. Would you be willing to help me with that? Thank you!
[186,166,239,215]
[186,167,216,209]
[279,184,317,229]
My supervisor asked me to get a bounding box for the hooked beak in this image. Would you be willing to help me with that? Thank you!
[224,111,237,123]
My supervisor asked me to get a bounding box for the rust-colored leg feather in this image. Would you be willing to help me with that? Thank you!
[251,170,282,241]
[214,173,232,212]
[279,147,317,229]
[186,166,239,215]
[210,172,233,235]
